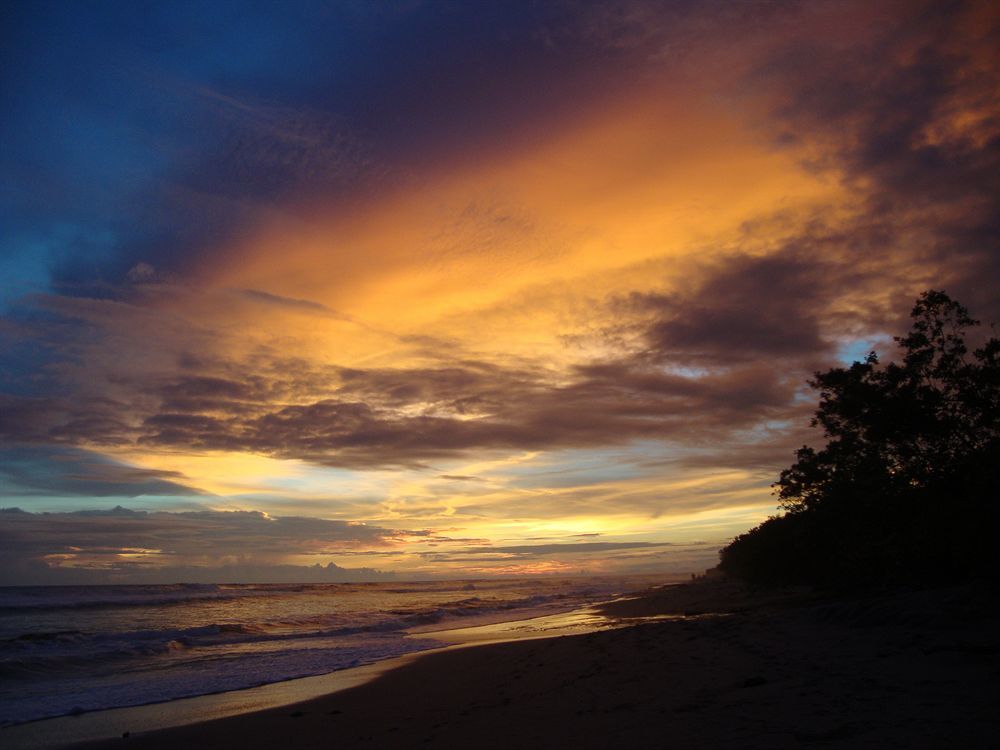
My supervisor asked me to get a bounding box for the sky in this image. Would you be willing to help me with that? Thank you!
[1,0,998,584]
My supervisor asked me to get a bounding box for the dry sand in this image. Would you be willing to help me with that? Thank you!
[55,577,1000,749]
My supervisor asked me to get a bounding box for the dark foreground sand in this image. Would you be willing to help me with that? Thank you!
[67,577,999,749]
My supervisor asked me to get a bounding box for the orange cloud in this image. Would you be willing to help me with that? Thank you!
[192,83,842,372]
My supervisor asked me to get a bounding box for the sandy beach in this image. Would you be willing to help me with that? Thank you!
[16,576,991,750]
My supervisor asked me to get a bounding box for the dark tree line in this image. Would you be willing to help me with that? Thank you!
[719,291,1000,586]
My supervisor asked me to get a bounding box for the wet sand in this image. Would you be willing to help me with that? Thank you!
[24,576,1000,749]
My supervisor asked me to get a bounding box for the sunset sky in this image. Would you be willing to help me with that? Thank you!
[2,0,998,583]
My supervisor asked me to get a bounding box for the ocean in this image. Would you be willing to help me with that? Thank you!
[0,575,660,726]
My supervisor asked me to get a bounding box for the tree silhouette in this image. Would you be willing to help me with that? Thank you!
[719,291,1000,585]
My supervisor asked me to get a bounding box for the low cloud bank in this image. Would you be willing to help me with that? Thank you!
[0,506,401,585]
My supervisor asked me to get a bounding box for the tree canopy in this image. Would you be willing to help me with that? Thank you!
[719,291,1000,585]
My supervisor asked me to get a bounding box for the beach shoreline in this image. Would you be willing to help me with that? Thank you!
[0,579,672,750]
[6,575,998,749]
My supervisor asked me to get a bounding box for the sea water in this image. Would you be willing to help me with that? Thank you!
[0,575,657,726]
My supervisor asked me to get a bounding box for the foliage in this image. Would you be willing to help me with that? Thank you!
[719,291,1000,586]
